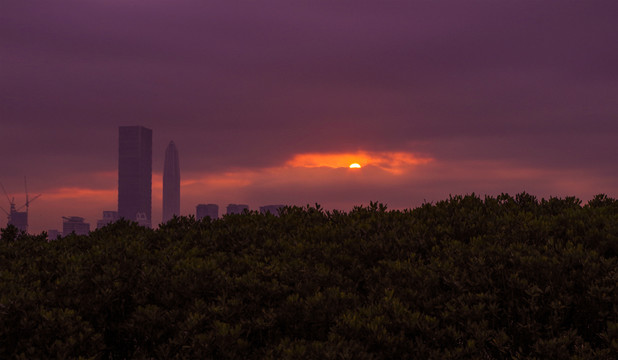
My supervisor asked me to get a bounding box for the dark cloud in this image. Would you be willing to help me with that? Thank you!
[2,0,617,231]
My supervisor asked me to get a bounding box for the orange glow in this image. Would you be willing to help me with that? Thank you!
[286,151,432,174]
[349,163,361,169]
[92,170,117,178]
[44,187,116,200]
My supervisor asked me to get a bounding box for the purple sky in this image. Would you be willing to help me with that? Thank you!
[2,0,617,233]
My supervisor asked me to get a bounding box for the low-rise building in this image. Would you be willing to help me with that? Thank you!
[47,229,61,240]
[226,204,249,215]
[259,204,285,216]
[97,211,119,229]
[62,216,90,236]
[196,204,218,220]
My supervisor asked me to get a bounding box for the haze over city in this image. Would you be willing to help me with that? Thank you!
[2,0,617,234]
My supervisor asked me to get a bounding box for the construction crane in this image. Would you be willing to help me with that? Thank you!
[1,177,42,233]
[18,177,42,213]
[1,182,14,225]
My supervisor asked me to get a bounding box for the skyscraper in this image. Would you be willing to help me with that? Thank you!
[162,141,180,223]
[118,126,152,227]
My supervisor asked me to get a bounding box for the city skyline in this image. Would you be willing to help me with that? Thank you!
[2,126,296,233]
[2,1,617,233]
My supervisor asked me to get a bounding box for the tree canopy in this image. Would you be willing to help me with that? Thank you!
[1,193,617,359]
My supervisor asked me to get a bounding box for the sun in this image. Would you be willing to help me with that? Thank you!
[349,163,361,169]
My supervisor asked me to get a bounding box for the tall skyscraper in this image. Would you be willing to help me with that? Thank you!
[162,141,180,223]
[118,126,152,227]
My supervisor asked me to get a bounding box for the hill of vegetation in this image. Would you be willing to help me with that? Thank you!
[1,193,617,359]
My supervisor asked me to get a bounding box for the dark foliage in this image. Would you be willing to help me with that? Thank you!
[1,193,617,359]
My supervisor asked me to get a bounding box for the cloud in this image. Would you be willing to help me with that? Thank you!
[2,0,618,232]
[42,187,115,201]
[18,150,618,234]
[286,151,433,174]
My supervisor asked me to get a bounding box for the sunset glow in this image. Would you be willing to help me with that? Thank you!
[286,151,432,174]
[43,187,116,200]
[3,1,617,237]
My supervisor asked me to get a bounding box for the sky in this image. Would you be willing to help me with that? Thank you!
[1,0,617,233]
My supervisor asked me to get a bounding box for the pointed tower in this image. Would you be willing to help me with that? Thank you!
[162,141,180,223]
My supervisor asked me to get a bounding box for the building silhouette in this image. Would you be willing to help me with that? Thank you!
[259,204,285,216]
[162,141,180,223]
[47,229,61,240]
[62,216,90,236]
[135,212,149,227]
[7,207,27,232]
[97,211,119,229]
[226,204,249,215]
[2,181,41,233]
[196,204,218,220]
[118,126,152,227]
